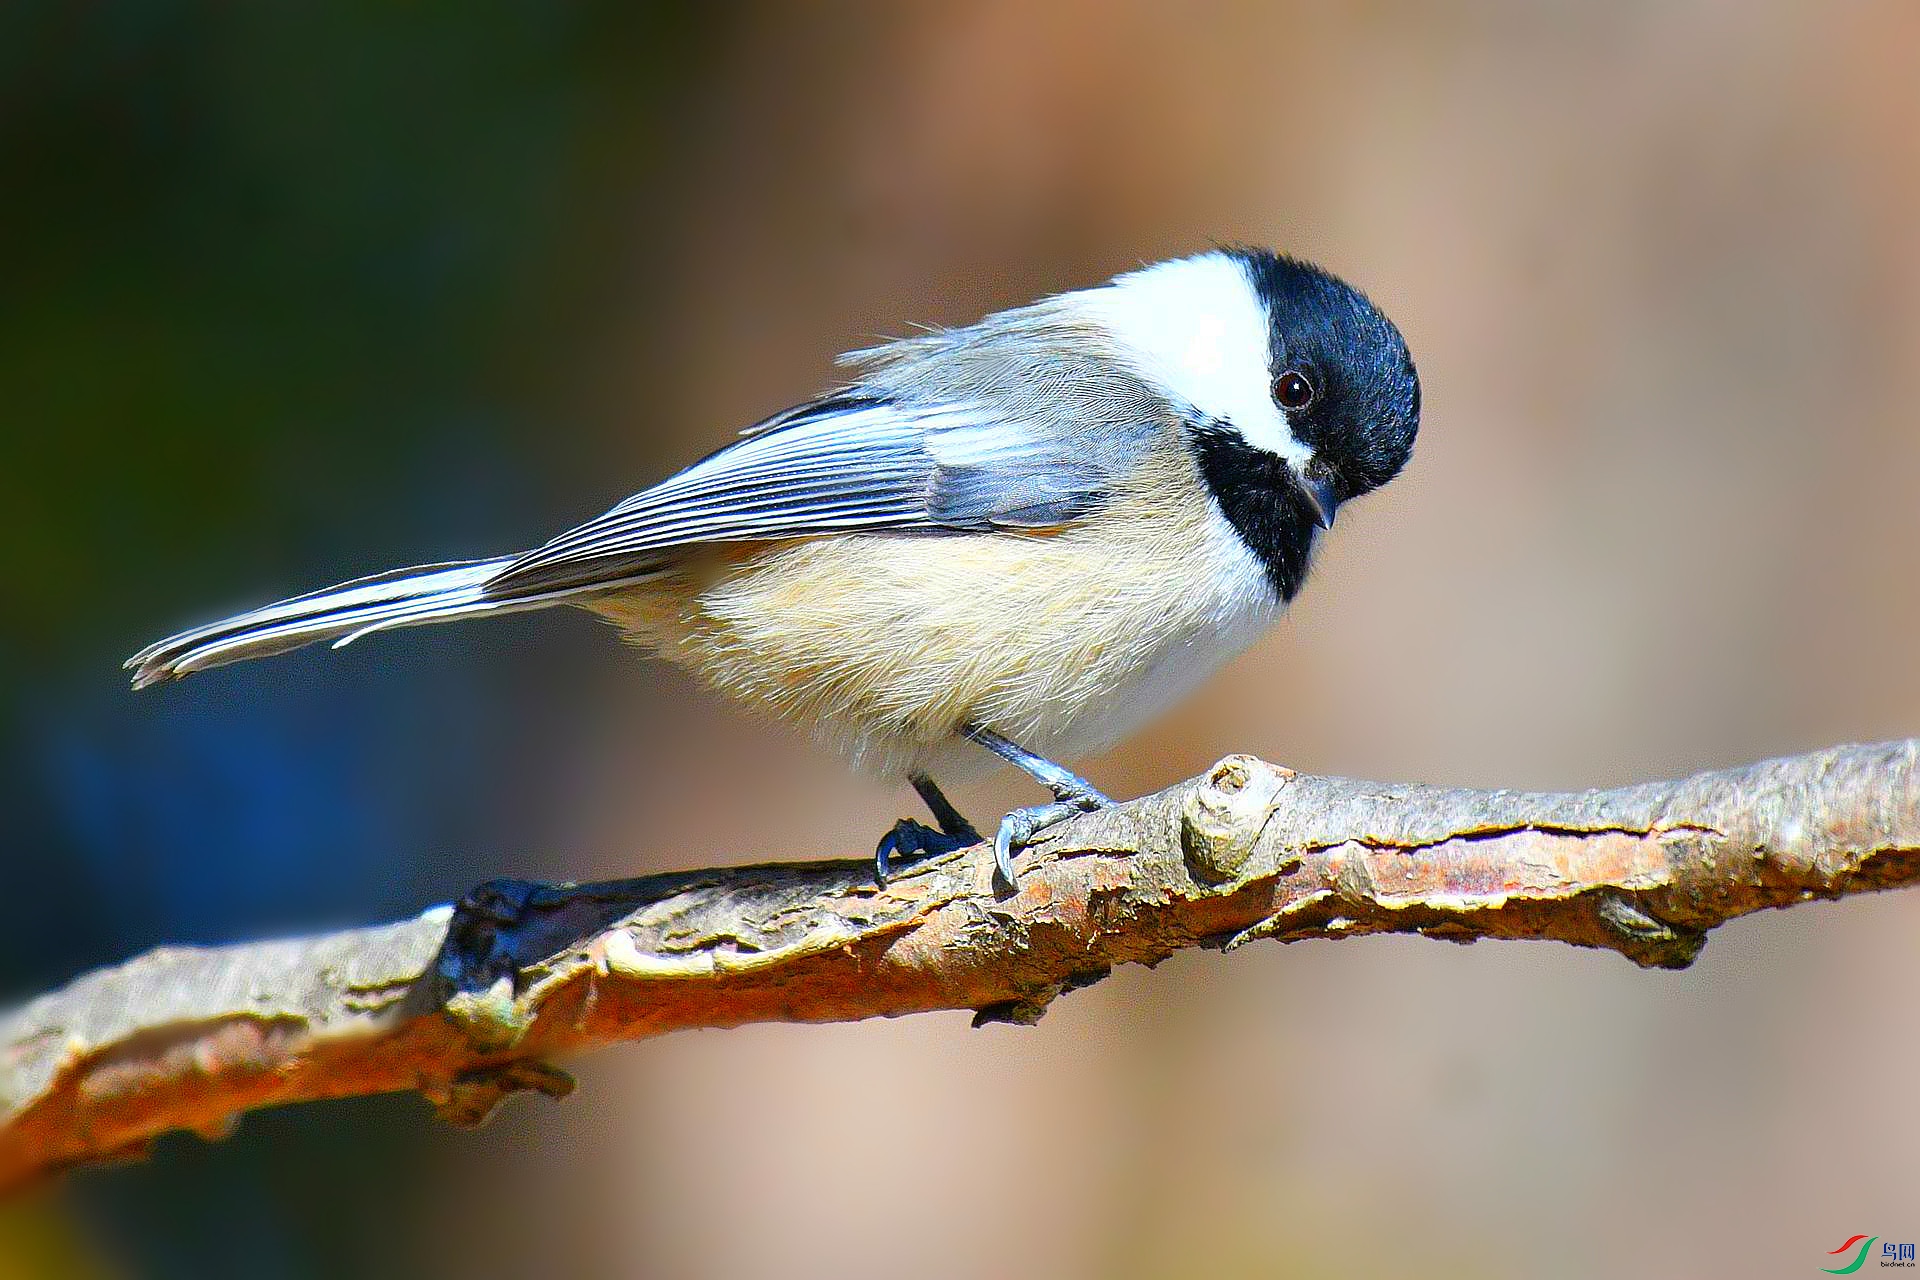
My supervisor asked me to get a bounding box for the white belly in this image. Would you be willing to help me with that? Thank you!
[1015,510,1281,762]
[596,491,1287,781]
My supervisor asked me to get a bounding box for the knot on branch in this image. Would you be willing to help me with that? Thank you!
[1595,894,1706,970]
[1181,755,1290,883]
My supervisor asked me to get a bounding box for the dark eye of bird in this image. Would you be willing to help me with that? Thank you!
[1273,369,1315,411]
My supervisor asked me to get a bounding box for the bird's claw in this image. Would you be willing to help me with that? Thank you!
[874,817,978,884]
[991,794,1109,892]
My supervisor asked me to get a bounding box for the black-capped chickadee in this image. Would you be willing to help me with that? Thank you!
[128,248,1421,889]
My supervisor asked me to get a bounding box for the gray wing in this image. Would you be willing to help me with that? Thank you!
[484,394,1120,598]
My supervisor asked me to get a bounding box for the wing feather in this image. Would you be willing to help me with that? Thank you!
[484,394,1114,598]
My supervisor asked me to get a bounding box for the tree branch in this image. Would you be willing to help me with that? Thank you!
[6,739,1918,1191]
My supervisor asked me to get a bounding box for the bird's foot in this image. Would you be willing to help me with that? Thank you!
[992,790,1111,891]
[874,818,980,884]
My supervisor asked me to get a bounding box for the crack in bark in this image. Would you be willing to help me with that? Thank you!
[1336,819,1727,855]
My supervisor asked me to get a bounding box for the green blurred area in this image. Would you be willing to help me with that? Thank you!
[0,3,712,660]
[0,9,722,1277]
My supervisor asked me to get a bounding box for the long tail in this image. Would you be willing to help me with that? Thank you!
[125,556,611,688]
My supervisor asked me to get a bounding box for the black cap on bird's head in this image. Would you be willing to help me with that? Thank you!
[1228,247,1421,521]
[1080,246,1419,598]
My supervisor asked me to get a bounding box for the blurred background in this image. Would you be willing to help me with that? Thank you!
[3,2,1919,1276]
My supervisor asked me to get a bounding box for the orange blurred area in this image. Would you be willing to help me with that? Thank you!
[5,3,1920,1277]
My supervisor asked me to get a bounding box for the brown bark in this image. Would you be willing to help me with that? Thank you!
[5,739,1917,1193]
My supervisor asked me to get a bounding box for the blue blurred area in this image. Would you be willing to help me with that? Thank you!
[21,627,489,959]
[0,4,718,1275]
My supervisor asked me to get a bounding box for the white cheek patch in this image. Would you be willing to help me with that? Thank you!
[1073,251,1313,470]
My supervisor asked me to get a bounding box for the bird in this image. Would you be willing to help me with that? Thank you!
[127,247,1421,890]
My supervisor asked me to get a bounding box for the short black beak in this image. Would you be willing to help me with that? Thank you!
[1298,472,1339,530]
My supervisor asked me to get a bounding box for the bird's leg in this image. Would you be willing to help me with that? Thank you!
[962,724,1114,889]
[913,773,979,840]
[874,773,982,884]
[965,725,1112,807]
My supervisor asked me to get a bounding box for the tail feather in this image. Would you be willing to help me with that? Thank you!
[127,557,522,688]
